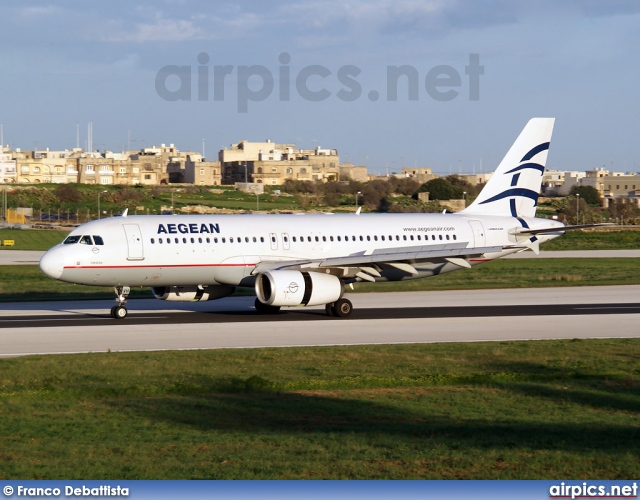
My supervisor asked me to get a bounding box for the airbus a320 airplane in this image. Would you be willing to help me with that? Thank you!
[40,118,572,319]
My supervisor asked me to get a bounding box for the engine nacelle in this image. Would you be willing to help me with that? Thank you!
[255,270,342,307]
[151,285,235,302]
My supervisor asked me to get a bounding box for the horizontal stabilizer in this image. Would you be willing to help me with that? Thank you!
[510,223,616,236]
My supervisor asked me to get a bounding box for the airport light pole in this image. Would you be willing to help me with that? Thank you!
[355,191,362,209]
[576,193,580,224]
[97,190,107,220]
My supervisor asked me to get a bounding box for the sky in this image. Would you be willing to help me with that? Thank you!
[1,0,639,175]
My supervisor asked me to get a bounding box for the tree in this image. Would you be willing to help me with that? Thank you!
[413,178,463,201]
[445,175,474,196]
[569,185,601,206]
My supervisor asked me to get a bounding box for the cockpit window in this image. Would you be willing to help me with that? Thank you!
[63,235,104,245]
[63,235,81,245]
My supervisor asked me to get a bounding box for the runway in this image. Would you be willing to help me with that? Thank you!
[1,285,639,357]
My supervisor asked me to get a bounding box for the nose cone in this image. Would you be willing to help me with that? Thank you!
[39,248,64,280]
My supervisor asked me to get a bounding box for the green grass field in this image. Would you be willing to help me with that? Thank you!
[0,340,638,479]
[541,230,640,251]
[0,229,68,251]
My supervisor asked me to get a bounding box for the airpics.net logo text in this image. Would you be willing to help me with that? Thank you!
[155,52,483,112]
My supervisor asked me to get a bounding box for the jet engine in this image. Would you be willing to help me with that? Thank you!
[151,285,235,302]
[255,270,342,307]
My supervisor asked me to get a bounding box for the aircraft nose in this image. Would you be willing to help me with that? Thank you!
[39,248,63,280]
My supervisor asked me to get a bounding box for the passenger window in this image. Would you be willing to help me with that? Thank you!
[93,236,104,245]
[453,235,457,240]
[417,235,421,241]
[446,235,450,240]
[151,238,155,244]
[432,235,436,240]
[175,238,179,243]
[439,235,443,240]
[410,235,414,241]
[403,235,407,241]
[198,237,202,243]
[167,239,171,244]
[260,237,264,243]
[206,238,210,243]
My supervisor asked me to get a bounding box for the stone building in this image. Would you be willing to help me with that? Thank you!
[219,140,342,185]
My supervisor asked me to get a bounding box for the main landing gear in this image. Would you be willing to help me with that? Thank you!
[253,297,353,317]
[111,286,130,319]
[325,298,353,318]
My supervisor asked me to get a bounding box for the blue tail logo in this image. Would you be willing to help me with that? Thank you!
[479,141,550,217]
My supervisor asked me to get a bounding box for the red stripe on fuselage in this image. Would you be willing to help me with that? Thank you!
[63,263,255,270]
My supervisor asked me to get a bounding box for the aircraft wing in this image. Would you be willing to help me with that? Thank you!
[252,242,506,280]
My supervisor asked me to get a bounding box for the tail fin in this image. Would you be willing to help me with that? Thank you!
[461,118,555,218]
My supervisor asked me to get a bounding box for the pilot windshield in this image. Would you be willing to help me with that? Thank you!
[63,235,81,244]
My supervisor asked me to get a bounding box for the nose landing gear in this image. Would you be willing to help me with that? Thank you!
[111,286,130,319]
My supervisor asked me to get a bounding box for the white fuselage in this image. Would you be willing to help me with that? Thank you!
[39,212,562,288]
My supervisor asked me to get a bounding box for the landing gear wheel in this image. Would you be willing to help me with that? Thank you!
[328,298,353,318]
[111,305,128,319]
[255,298,281,315]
